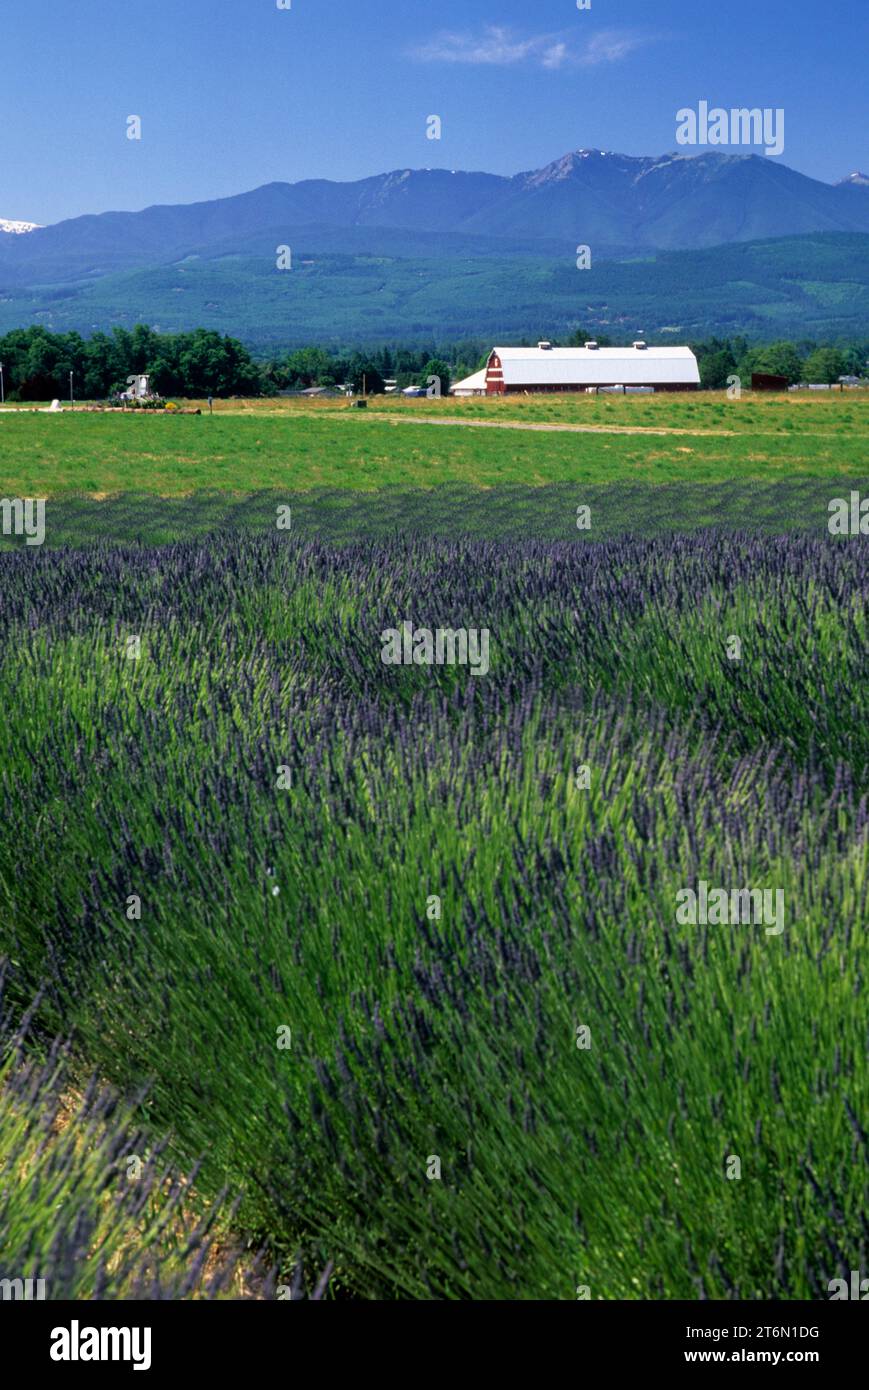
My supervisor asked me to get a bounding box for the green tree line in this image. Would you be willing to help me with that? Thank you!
[264,343,489,396]
[267,331,868,394]
[0,325,261,400]
[691,336,868,389]
[0,325,866,400]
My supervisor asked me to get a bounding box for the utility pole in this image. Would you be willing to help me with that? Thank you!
[0,361,4,405]
[69,371,74,410]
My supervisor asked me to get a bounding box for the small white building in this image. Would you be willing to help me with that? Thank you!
[450,369,488,397]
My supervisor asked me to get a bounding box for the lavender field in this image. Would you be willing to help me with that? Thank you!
[0,526,866,1299]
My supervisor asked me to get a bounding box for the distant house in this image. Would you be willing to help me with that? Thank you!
[483,342,700,394]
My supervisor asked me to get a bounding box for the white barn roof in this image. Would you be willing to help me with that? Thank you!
[492,345,700,387]
[450,369,488,394]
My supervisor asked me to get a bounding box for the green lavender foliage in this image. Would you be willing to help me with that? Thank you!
[2,479,869,551]
[0,974,260,1299]
[0,530,866,1299]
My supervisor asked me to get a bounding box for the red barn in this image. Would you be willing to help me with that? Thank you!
[485,341,700,394]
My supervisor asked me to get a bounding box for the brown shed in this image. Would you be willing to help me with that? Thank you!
[751,373,789,392]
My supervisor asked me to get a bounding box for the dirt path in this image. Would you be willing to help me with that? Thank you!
[376,415,737,438]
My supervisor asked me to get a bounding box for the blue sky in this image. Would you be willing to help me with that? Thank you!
[2,0,866,224]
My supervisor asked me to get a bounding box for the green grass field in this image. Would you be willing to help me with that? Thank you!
[1,392,867,498]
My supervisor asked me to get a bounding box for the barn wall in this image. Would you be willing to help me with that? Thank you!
[485,352,505,395]
[500,382,697,394]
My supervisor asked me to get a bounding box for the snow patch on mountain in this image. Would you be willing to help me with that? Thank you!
[0,218,41,234]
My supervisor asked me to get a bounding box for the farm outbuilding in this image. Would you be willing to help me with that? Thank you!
[484,342,700,394]
[450,369,488,397]
[751,372,789,392]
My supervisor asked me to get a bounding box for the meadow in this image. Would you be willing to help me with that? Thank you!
[0,391,867,501]
[200,388,869,432]
[0,393,866,1301]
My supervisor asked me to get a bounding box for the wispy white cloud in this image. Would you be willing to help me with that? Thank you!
[411,26,566,69]
[578,30,648,67]
[541,41,569,71]
[409,25,651,71]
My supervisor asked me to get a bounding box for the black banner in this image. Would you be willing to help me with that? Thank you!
[5,1298,864,1376]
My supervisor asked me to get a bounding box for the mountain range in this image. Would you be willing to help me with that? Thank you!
[1,150,868,345]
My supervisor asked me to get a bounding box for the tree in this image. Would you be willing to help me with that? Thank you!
[349,360,385,395]
[22,331,66,399]
[698,345,737,390]
[419,358,451,398]
[803,347,847,384]
[743,341,803,385]
[840,344,867,378]
[282,346,336,389]
[374,345,395,376]
[568,327,611,347]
